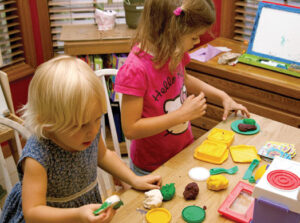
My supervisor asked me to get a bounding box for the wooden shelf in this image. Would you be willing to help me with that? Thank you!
[61,24,135,55]
[187,37,300,134]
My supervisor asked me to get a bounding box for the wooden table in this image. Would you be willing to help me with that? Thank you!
[111,113,300,222]
[61,24,135,55]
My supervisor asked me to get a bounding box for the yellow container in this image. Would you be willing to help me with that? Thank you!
[207,128,235,147]
[194,140,228,164]
[230,145,261,163]
[146,208,171,223]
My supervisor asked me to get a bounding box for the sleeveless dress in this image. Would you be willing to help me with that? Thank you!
[0,130,102,223]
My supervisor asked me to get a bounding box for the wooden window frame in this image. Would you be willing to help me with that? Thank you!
[1,0,52,82]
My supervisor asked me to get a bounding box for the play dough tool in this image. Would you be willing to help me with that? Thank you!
[207,128,235,147]
[243,159,260,180]
[182,205,206,223]
[93,195,123,215]
[210,166,238,175]
[194,140,228,164]
[146,208,171,223]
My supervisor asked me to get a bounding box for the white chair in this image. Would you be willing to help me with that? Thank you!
[95,69,131,158]
[95,69,132,198]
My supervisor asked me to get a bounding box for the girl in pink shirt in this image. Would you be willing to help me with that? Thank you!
[115,0,250,175]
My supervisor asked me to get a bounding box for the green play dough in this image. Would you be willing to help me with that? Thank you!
[243,118,256,125]
[182,205,206,223]
[160,183,175,201]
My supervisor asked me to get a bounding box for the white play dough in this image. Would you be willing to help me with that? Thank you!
[188,167,210,181]
[143,189,163,209]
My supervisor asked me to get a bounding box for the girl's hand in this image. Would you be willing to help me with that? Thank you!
[222,96,250,120]
[131,174,162,191]
[78,204,116,223]
[179,92,207,121]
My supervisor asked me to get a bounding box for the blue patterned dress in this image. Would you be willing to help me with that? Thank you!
[0,130,102,223]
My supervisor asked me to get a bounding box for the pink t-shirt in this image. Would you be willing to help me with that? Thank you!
[115,46,194,171]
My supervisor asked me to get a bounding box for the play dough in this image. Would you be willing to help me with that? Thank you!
[183,182,199,200]
[207,175,229,191]
[143,189,163,209]
[160,183,175,201]
[188,167,210,181]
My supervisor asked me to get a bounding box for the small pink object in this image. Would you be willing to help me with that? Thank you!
[173,7,183,16]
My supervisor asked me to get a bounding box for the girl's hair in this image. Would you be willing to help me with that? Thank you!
[20,55,107,139]
[133,0,215,72]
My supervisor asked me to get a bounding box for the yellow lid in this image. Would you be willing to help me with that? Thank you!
[194,140,228,164]
[207,128,235,147]
[146,208,171,223]
[230,145,261,163]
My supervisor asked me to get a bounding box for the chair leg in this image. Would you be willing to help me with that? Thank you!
[0,145,13,193]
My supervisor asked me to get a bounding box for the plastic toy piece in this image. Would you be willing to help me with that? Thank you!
[194,140,228,164]
[210,166,238,175]
[182,205,206,223]
[243,159,260,180]
[230,145,261,163]
[207,175,229,191]
[146,208,171,223]
[218,181,255,223]
[207,128,235,147]
[231,119,260,135]
[188,167,210,181]
[254,164,269,181]
[249,176,256,184]
[93,195,124,215]
[160,183,175,201]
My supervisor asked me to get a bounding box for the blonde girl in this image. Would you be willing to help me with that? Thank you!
[115,0,250,175]
[1,55,161,223]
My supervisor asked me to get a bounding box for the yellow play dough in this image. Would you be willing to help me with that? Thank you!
[207,175,229,191]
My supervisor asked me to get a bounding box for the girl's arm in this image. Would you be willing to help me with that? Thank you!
[97,136,161,190]
[121,93,206,139]
[185,71,250,120]
[22,157,113,223]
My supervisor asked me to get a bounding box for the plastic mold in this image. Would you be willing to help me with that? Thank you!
[207,128,235,147]
[230,145,261,163]
[194,140,228,164]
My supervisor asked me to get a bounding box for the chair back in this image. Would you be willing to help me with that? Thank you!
[95,69,131,158]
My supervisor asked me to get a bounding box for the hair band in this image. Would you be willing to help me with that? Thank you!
[173,7,183,16]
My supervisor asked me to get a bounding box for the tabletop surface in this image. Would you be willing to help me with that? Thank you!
[111,113,300,223]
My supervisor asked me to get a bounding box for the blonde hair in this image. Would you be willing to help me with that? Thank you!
[133,0,215,72]
[20,55,107,139]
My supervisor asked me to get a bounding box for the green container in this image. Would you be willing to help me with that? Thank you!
[123,0,144,29]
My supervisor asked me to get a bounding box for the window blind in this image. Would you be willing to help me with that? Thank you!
[48,0,125,54]
[233,0,300,42]
[0,0,25,68]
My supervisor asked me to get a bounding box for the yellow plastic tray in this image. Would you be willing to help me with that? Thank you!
[229,145,261,163]
[207,128,235,147]
[194,140,228,164]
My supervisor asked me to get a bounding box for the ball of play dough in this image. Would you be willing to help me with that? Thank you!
[243,118,256,125]
[183,182,199,200]
[238,123,257,132]
[143,189,163,209]
[160,183,175,201]
[206,175,229,191]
